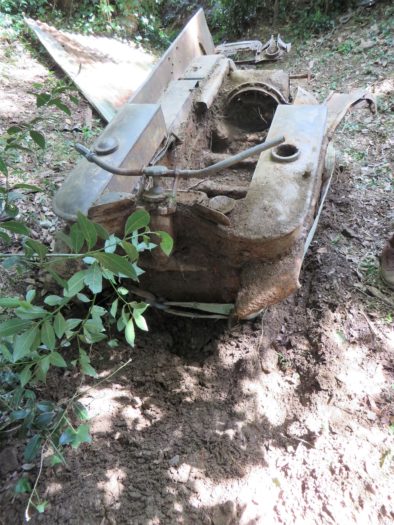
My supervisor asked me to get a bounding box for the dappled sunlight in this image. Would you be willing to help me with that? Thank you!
[26,19,156,119]
[187,464,280,523]
[79,386,133,434]
[239,372,300,426]
[46,482,63,497]
[372,77,394,95]
[97,468,126,506]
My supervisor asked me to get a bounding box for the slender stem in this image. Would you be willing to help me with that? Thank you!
[25,448,44,522]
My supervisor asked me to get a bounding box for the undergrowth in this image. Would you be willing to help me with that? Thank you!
[0,81,173,518]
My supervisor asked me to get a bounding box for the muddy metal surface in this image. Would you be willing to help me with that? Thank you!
[0,3,393,524]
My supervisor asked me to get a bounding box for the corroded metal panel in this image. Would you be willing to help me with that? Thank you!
[53,104,166,220]
[232,104,327,245]
[130,9,215,104]
[25,18,155,122]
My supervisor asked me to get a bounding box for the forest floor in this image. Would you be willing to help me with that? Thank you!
[0,3,393,524]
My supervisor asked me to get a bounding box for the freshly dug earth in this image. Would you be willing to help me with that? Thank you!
[1,4,393,525]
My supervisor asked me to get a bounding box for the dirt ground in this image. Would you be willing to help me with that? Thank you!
[0,3,393,524]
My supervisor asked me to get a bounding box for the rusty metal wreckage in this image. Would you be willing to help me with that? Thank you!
[27,10,376,319]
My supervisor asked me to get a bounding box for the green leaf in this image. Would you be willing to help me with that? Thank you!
[26,289,36,303]
[47,269,67,289]
[104,234,119,253]
[13,325,39,361]
[1,220,30,235]
[124,210,150,236]
[44,295,64,306]
[36,93,51,107]
[72,424,92,448]
[24,434,41,462]
[94,222,109,240]
[0,231,11,243]
[15,305,47,320]
[0,156,8,176]
[110,298,118,318]
[15,477,32,494]
[29,130,45,149]
[80,360,98,377]
[19,366,32,387]
[10,409,30,421]
[0,318,31,337]
[35,501,48,513]
[50,351,67,367]
[7,125,22,135]
[50,453,64,467]
[77,293,90,303]
[0,297,22,308]
[65,318,82,331]
[49,98,71,115]
[35,412,55,427]
[73,401,89,421]
[125,318,135,347]
[84,263,102,294]
[11,183,42,192]
[95,253,138,280]
[37,355,51,381]
[5,143,31,153]
[55,231,74,251]
[0,342,13,362]
[24,238,48,259]
[41,320,56,350]
[70,223,84,252]
[59,427,75,445]
[77,212,97,250]
[36,401,55,412]
[121,241,138,261]
[157,230,174,256]
[134,312,148,332]
[64,270,87,298]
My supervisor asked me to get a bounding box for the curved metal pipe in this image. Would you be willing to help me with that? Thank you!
[74,135,285,179]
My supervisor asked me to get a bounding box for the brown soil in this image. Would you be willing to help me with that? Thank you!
[1,4,393,525]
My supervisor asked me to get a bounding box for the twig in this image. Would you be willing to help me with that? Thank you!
[25,448,45,522]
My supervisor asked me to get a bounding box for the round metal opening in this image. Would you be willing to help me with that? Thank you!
[265,47,280,59]
[271,143,300,163]
[226,87,279,132]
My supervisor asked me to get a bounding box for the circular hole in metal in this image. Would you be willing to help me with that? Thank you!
[226,88,279,132]
[271,143,300,163]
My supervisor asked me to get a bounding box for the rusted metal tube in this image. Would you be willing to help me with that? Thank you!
[173,135,285,177]
[75,135,285,179]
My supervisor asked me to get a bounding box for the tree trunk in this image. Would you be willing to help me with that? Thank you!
[273,0,279,31]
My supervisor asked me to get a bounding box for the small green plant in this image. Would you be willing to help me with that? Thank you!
[337,40,355,55]
[277,352,289,370]
[0,78,173,518]
[0,209,173,518]
[0,81,77,243]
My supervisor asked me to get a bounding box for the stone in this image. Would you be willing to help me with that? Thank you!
[0,446,18,476]
[212,500,237,525]
[260,347,278,373]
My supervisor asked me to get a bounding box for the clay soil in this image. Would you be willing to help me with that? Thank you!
[0,3,393,524]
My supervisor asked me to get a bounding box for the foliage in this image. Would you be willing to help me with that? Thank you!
[0,0,170,48]
[208,0,355,38]
[0,207,172,515]
[0,80,77,245]
[0,80,173,517]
